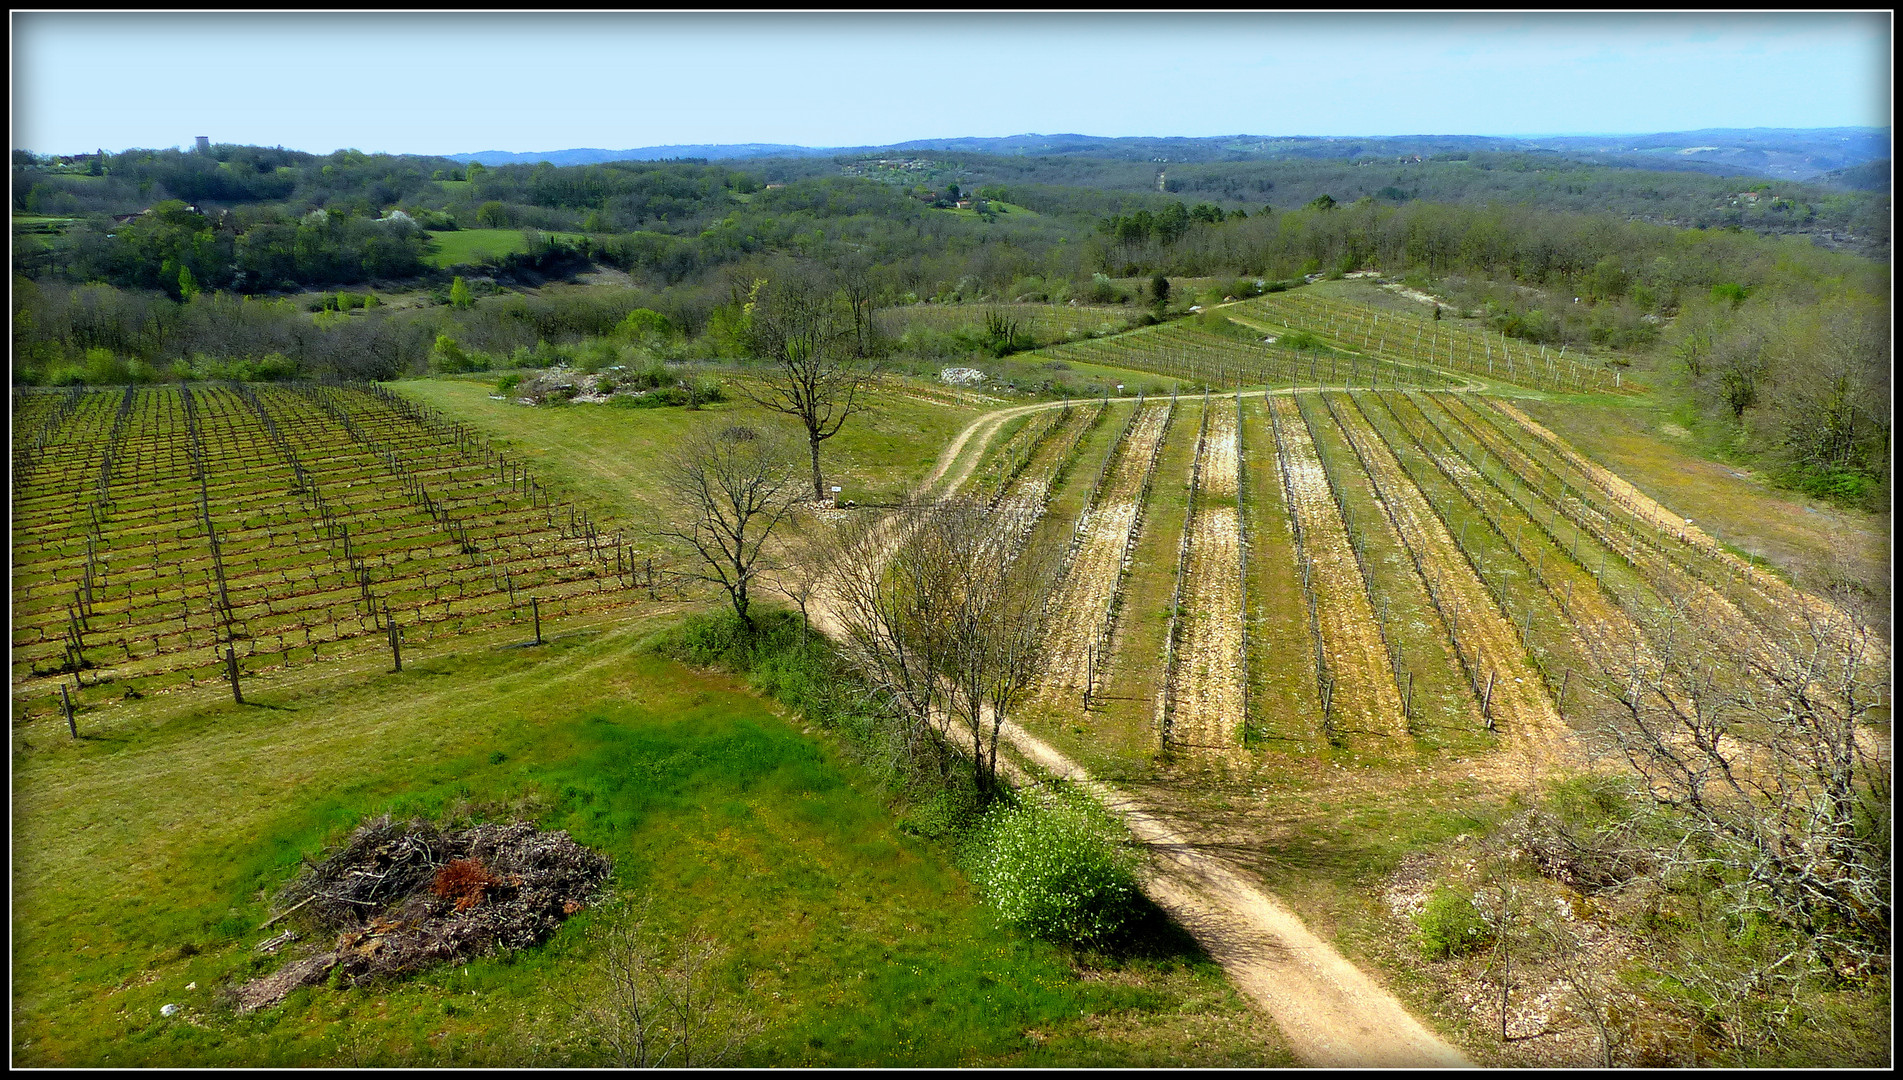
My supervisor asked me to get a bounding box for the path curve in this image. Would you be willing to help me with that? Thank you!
[810,392,1471,1067]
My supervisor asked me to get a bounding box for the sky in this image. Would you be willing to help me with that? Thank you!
[10,12,1892,156]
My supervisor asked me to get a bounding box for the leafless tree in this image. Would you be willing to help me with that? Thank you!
[818,497,1062,795]
[1473,875,1531,1043]
[741,267,879,502]
[818,501,960,771]
[1584,581,1890,979]
[770,509,830,646]
[553,899,762,1068]
[654,423,802,633]
[830,253,884,361]
[921,499,1063,795]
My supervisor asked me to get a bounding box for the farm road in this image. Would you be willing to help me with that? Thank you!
[807,388,1470,1068]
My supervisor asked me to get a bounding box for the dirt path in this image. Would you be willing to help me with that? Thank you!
[1172,401,1248,762]
[989,712,1467,1068]
[1040,403,1170,704]
[809,393,1470,1067]
[1272,395,1408,742]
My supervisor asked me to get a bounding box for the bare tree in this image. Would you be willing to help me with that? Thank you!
[818,501,961,771]
[821,498,1060,797]
[553,899,762,1068]
[741,267,879,502]
[1584,582,1890,979]
[655,423,802,634]
[830,253,883,361]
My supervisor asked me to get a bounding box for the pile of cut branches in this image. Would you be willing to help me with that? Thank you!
[232,816,610,1012]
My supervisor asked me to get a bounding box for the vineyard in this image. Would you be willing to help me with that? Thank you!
[1236,290,1624,394]
[876,301,1137,343]
[970,385,1848,769]
[10,382,670,727]
[1033,322,1460,392]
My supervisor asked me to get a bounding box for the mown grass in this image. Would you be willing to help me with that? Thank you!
[422,229,586,269]
[12,608,1289,1067]
[386,373,984,526]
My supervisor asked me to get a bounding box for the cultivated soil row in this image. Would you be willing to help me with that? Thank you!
[1329,393,1564,771]
[1040,403,1172,705]
[1170,400,1248,759]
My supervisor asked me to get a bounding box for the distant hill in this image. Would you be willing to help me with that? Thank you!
[451,144,826,166]
[1814,158,1891,193]
[446,128,1890,181]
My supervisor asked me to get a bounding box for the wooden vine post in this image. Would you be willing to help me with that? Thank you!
[531,596,543,646]
[60,684,77,738]
[226,645,244,705]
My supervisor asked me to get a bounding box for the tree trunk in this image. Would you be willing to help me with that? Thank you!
[808,433,825,503]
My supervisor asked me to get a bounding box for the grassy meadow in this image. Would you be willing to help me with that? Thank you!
[11,607,1289,1067]
[422,229,587,269]
[389,372,988,526]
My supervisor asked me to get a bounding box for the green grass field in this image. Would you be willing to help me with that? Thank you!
[11,608,1288,1067]
[389,373,987,524]
[422,229,586,269]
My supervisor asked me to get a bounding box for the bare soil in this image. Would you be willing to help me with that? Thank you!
[1171,404,1248,765]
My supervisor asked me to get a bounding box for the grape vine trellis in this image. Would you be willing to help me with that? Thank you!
[11,382,680,730]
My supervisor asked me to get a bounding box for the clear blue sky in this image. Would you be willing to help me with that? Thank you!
[11,12,1892,156]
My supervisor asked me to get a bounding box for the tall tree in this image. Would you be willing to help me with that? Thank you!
[655,423,801,633]
[742,267,877,502]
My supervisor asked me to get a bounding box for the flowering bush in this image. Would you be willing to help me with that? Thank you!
[965,792,1140,945]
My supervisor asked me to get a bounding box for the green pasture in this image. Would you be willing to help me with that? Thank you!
[422,229,586,269]
[386,373,986,525]
[11,610,1286,1067]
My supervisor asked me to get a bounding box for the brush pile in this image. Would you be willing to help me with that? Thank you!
[232,816,610,1012]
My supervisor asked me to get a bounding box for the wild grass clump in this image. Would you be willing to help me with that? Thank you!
[646,609,854,738]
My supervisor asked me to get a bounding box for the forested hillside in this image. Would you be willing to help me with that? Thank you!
[11,140,1892,506]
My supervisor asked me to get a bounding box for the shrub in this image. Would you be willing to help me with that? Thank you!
[1415,885,1492,959]
[965,792,1140,945]
[430,333,484,374]
[624,356,675,390]
[83,347,130,385]
[496,373,521,395]
[614,307,675,343]
[1277,330,1331,352]
[1081,273,1127,305]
